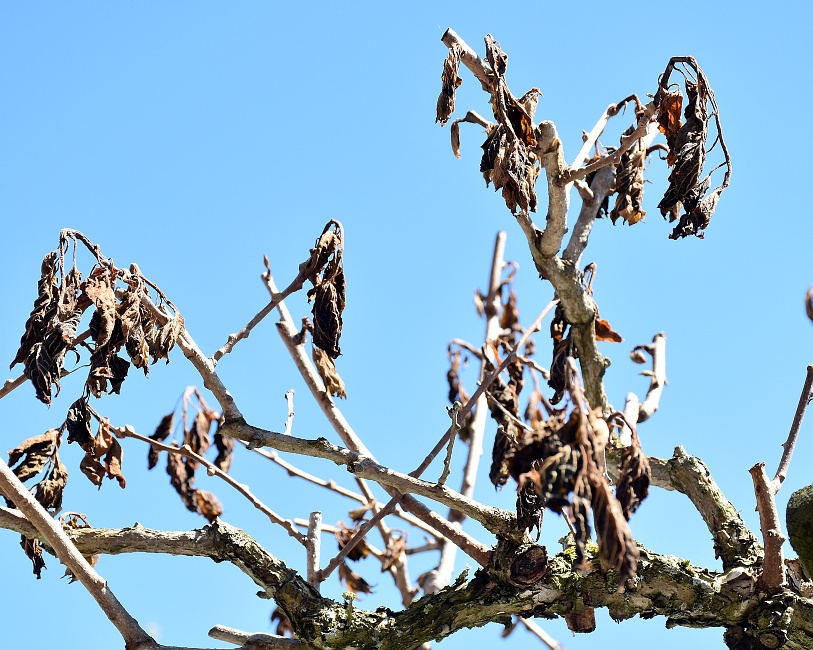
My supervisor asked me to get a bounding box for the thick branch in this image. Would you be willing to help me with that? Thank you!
[562,165,614,266]
[750,462,787,592]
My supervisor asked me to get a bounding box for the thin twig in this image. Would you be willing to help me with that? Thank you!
[208,625,306,648]
[636,332,667,423]
[518,617,565,650]
[772,364,813,491]
[113,422,306,545]
[210,268,310,366]
[283,389,296,435]
[437,402,461,486]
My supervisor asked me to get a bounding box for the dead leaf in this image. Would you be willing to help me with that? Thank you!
[147,412,175,470]
[271,607,296,638]
[34,453,68,510]
[436,44,462,126]
[807,287,813,324]
[338,561,374,595]
[20,536,46,579]
[184,411,212,470]
[7,430,59,482]
[195,490,223,522]
[616,443,651,520]
[450,120,461,158]
[312,346,346,399]
[11,252,59,370]
[213,427,235,473]
[657,87,683,142]
[380,534,407,572]
[65,399,94,453]
[595,317,623,343]
[335,522,372,562]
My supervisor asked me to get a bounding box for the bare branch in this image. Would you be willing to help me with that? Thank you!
[283,389,296,435]
[563,165,614,265]
[518,617,564,650]
[750,462,787,592]
[209,625,306,648]
[306,511,322,589]
[635,332,668,423]
[773,364,813,491]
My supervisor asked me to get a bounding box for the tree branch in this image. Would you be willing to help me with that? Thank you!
[773,364,813,491]
[0,458,154,650]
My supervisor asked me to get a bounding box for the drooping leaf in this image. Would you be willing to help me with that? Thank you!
[610,124,647,226]
[166,444,198,513]
[657,87,683,144]
[147,412,175,469]
[436,44,462,126]
[590,472,638,592]
[7,430,59,483]
[595,317,623,343]
[33,453,68,510]
[616,442,651,520]
[380,534,407,572]
[150,315,185,364]
[335,522,372,562]
[312,345,347,399]
[20,535,46,579]
[184,410,212,470]
[80,419,126,489]
[213,427,235,473]
[195,490,223,522]
[65,398,94,453]
[83,267,117,348]
[338,561,374,595]
[11,252,59,370]
[270,607,296,638]
[312,281,343,359]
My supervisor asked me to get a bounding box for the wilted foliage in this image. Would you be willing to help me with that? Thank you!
[436,43,462,126]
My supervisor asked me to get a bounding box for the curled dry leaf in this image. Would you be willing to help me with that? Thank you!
[807,286,813,324]
[213,427,235,473]
[595,317,623,343]
[500,290,520,331]
[11,252,59,371]
[7,429,59,483]
[65,398,94,453]
[335,522,372,562]
[565,606,597,634]
[630,346,648,364]
[167,443,198,514]
[312,281,343,359]
[590,473,638,591]
[147,412,175,470]
[657,87,683,146]
[80,418,126,489]
[380,534,407,572]
[615,442,651,520]
[609,124,647,226]
[184,410,213,470]
[450,120,461,158]
[83,266,117,349]
[271,607,296,638]
[436,43,462,126]
[312,345,347,399]
[487,357,525,487]
[195,490,223,522]
[34,453,68,510]
[20,535,46,579]
[338,561,374,595]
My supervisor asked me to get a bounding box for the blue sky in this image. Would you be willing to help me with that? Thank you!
[2,2,812,648]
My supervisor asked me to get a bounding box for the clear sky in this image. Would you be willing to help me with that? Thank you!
[2,2,812,649]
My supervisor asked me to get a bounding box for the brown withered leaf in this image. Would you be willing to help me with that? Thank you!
[148,412,175,469]
[548,334,573,405]
[338,561,374,595]
[166,444,198,513]
[516,482,544,539]
[11,251,59,370]
[34,453,68,510]
[380,534,407,572]
[83,266,117,348]
[24,308,82,405]
[524,389,548,431]
[565,606,596,634]
[312,346,347,399]
[195,490,223,522]
[807,287,813,324]
[300,227,339,287]
[118,270,144,342]
[213,427,235,473]
[590,473,638,592]
[312,281,342,359]
[436,44,462,126]
[657,87,683,144]
[65,398,94,453]
[21,535,46,579]
[610,125,646,226]
[150,315,185,364]
[184,411,212,470]
[80,419,126,489]
[335,522,372,562]
[484,34,507,77]
[595,317,623,343]
[450,120,461,158]
[8,430,59,482]
[616,443,651,520]
[271,607,296,638]
[500,290,520,331]
[446,349,473,443]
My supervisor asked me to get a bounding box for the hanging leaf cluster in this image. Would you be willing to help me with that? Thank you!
[10,232,184,406]
[654,59,730,239]
[609,122,647,226]
[439,35,541,214]
[507,364,648,591]
[148,390,226,522]
[445,348,474,443]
